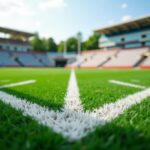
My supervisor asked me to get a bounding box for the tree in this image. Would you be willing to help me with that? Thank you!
[31,33,47,51]
[47,38,57,52]
[58,41,65,52]
[67,37,78,52]
[83,33,100,50]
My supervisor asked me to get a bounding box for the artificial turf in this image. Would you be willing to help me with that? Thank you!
[0,68,150,150]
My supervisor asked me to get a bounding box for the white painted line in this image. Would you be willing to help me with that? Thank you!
[64,70,83,112]
[0,90,96,141]
[0,80,36,89]
[109,80,146,89]
[0,71,149,141]
[89,88,150,122]
[0,87,150,140]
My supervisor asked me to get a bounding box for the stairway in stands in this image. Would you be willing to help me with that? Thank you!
[14,57,24,66]
[133,56,147,68]
[133,51,150,68]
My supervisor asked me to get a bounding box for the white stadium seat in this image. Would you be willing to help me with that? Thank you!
[103,48,149,68]
[81,50,117,68]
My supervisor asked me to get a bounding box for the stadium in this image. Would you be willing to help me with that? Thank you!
[0,3,150,150]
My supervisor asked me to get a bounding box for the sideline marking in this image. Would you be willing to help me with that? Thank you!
[64,70,83,112]
[0,80,36,89]
[109,80,146,89]
[0,88,150,141]
[0,71,150,141]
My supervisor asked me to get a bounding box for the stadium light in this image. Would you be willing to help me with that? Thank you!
[64,40,67,57]
[77,32,82,55]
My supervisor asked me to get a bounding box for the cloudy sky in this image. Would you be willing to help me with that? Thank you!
[0,0,150,43]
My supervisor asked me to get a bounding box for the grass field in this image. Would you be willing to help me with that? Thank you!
[0,68,150,150]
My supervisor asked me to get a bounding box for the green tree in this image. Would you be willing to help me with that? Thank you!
[58,41,65,52]
[84,33,100,50]
[67,37,78,52]
[31,34,47,51]
[47,38,57,52]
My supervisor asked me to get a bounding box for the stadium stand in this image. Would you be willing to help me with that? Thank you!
[103,47,149,69]
[0,16,150,69]
[67,52,94,68]
[95,15,150,49]
[0,50,56,67]
[35,53,54,67]
[81,50,117,68]
[0,51,19,67]
[15,52,44,67]
[140,51,150,69]
[67,47,150,69]
[0,27,56,67]
[0,27,34,52]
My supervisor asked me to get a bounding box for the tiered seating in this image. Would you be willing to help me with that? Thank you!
[103,48,148,69]
[17,52,43,67]
[140,51,150,69]
[81,50,117,68]
[35,53,54,67]
[67,52,94,68]
[141,57,150,68]
[0,51,19,66]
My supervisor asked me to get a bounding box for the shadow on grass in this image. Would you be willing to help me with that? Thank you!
[0,88,63,110]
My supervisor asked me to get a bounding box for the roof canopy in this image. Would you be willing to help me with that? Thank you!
[95,15,150,35]
[0,26,35,38]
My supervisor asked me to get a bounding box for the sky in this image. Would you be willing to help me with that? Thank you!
[0,0,150,43]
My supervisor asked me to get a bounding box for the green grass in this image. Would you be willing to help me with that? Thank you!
[0,68,150,150]
[0,68,70,110]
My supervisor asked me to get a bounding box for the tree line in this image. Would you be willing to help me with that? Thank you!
[31,32,100,53]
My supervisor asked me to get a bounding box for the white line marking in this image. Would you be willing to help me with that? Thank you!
[89,88,150,122]
[0,71,149,141]
[0,90,96,140]
[0,80,36,89]
[64,70,83,112]
[109,80,146,89]
[0,84,150,140]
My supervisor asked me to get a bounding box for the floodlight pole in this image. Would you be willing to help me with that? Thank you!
[77,32,82,55]
[78,38,81,55]
[64,40,67,57]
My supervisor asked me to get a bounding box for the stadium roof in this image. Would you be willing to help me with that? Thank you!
[0,26,35,37]
[95,15,150,35]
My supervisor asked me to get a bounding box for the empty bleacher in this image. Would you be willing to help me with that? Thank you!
[67,52,94,68]
[0,51,19,67]
[141,57,150,68]
[103,47,149,69]
[16,52,43,67]
[0,50,55,67]
[1,47,150,68]
[81,50,117,68]
[67,47,150,69]
[140,51,150,69]
[35,53,54,67]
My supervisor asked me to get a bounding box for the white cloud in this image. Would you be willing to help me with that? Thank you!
[0,0,37,33]
[121,3,128,9]
[0,0,34,17]
[122,15,132,22]
[39,0,67,11]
